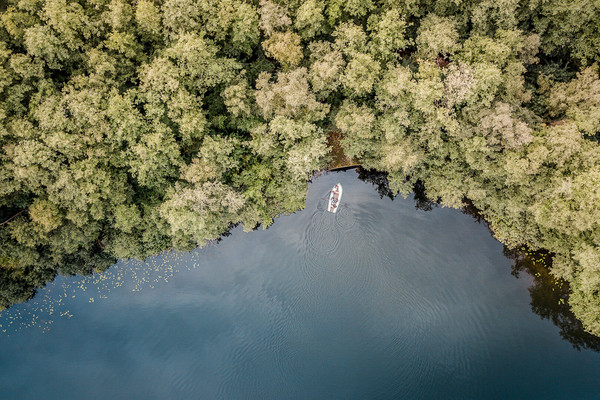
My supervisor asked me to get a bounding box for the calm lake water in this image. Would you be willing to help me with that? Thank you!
[1,170,600,399]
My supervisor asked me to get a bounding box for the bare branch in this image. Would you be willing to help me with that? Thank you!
[0,210,26,226]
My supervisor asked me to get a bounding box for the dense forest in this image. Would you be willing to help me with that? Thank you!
[1,0,600,335]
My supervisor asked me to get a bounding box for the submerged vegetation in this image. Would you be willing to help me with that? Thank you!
[1,0,600,335]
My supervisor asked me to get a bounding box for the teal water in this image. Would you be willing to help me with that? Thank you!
[1,170,599,399]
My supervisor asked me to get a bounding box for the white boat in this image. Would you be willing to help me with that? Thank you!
[327,183,343,213]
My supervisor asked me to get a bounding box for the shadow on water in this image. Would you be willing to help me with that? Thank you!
[356,168,439,212]
[506,248,600,352]
[359,168,600,351]
[463,193,600,351]
[356,168,395,200]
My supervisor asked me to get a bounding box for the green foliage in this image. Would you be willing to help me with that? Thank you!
[160,181,246,244]
[367,8,409,62]
[524,0,600,66]
[135,0,162,40]
[547,65,600,137]
[254,67,330,121]
[307,41,345,97]
[294,0,325,39]
[1,0,600,338]
[416,14,460,60]
[258,0,291,37]
[340,52,380,96]
[262,30,303,70]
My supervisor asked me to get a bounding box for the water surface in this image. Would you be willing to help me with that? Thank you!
[1,171,599,399]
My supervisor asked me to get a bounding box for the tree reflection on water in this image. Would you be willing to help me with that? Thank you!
[358,167,600,350]
[356,168,439,211]
[506,248,600,352]
[356,168,395,200]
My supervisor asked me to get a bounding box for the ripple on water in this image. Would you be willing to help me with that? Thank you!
[217,325,262,399]
[334,205,356,230]
[301,208,344,281]
[299,198,393,306]
[305,209,341,255]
